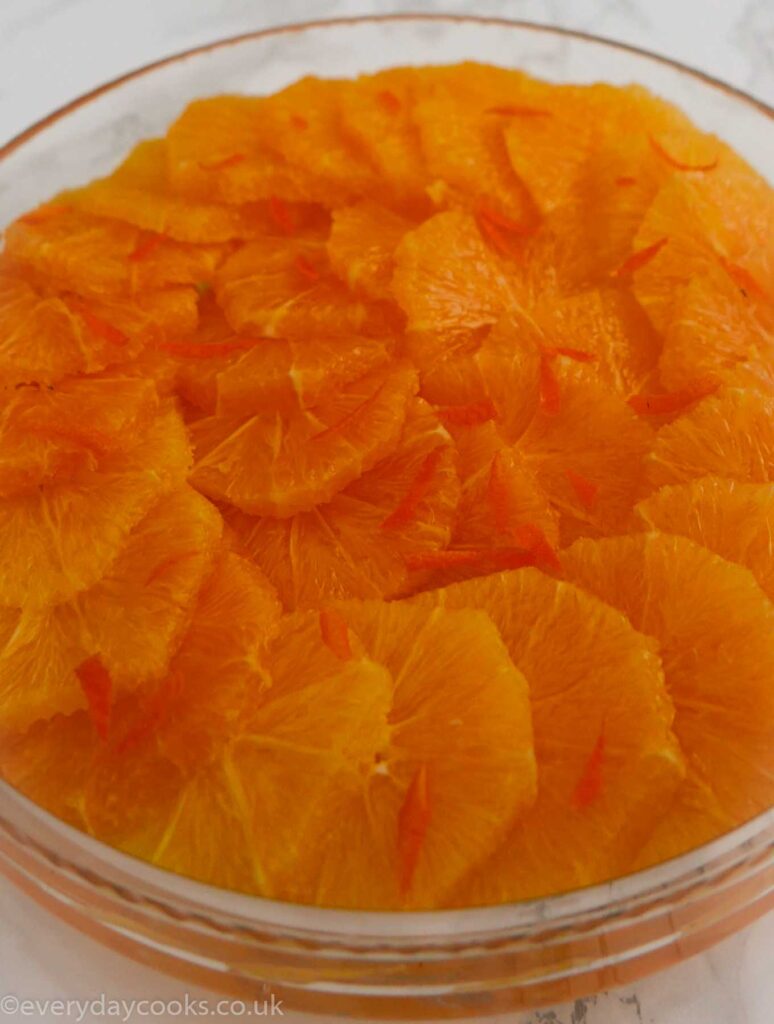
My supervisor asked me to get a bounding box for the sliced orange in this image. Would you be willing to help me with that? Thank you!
[413,65,536,223]
[635,477,774,601]
[409,569,682,902]
[0,406,191,608]
[563,532,774,865]
[4,206,224,300]
[251,77,378,205]
[392,210,517,337]
[658,267,774,393]
[516,365,654,541]
[336,68,428,211]
[327,201,412,301]
[215,332,392,421]
[235,600,536,908]
[0,486,221,735]
[165,96,308,204]
[227,399,459,607]
[215,235,385,339]
[645,388,774,488]
[633,150,774,332]
[190,362,417,516]
[0,376,159,496]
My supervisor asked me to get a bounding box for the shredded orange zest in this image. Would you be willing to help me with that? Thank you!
[512,523,561,573]
[75,656,113,741]
[377,90,402,114]
[628,381,718,416]
[613,237,669,277]
[478,204,535,236]
[572,733,606,808]
[382,447,445,530]
[565,468,599,511]
[128,233,163,263]
[649,135,719,172]
[539,353,561,415]
[543,346,596,363]
[485,105,552,118]
[294,253,321,283]
[199,153,247,172]
[718,256,768,300]
[487,451,512,535]
[73,304,128,347]
[268,195,295,235]
[319,608,352,661]
[398,765,431,895]
[404,548,535,572]
[158,337,269,359]
[436,398,498,427]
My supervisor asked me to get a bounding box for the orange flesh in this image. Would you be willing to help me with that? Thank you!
[1,63,772,912]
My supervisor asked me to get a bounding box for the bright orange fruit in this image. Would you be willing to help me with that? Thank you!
[189,362,418,516]
[563,533,774,867]
[645,387,774,488]
[410,569,683,901]
[0,405,191,608]
[227,399,460,607]
[635,477,774,601]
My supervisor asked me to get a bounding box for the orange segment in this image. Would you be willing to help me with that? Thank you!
[413,65,535,222]
[215,333,392,420]
[633,151,774,332]
[635,477,774,601]
[563,532,774,864]
[392,210,515,336]
[658,267,774,393]
[0,486,222,735]
[0,376,158,496]
[227,399,459,607]
[4,206,224,300]
[244,601,536,908]
[410,569,682,901]
[327,201,412,300]
[251,77,378,205]
[166,96,307,204]
[336,69,428,210]
[215,236,380,339]
[0,405,191,608]
[190,363,418,516]
[516,366,654,540]
[645,388,774,488]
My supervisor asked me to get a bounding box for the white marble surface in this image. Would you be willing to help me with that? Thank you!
[0,1,772,1022]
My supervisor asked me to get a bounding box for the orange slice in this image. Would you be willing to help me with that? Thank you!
[327,201,412,300]
[0,405,191,608]
[240,600,536,908]
[227,399,459,607]
[635,477,774,601]
[410,569,682,902]
[563,532,774,865]
[190,362,418,516]
[215,235,382,339]
[645,388,774,488]
[0,486,222,735]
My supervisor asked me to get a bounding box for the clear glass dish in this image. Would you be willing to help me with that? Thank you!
[0,14,772,1020]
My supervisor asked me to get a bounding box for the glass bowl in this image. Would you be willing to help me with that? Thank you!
[0,14,772,1020]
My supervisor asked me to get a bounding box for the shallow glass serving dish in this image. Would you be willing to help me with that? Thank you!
[0,14,772,1020]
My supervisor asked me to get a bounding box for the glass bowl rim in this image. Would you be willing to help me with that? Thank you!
[0,12,772,942]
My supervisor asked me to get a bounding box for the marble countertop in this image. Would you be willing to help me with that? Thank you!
[0,1,772,1022]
